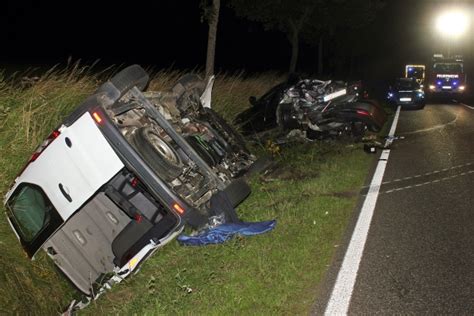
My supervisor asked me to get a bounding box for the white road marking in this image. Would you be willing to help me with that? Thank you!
[324,106,401,315]
[382,170,474,194]
[460,103,474,110]
[371,162,473,186]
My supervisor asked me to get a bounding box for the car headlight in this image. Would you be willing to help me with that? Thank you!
[459,86,466,91]
[429,85,436,90]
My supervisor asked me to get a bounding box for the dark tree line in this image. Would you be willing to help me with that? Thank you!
[202,0,384,77]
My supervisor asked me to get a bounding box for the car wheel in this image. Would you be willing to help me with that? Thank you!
[131,127,183,181]
[276,103,300,131]
[109,65,149,98]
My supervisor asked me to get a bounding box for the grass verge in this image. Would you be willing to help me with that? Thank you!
[0,65,372,315]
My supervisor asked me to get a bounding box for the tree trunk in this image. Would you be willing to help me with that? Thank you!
[318,35,324,76]
[289,26,299,74]
[205,0,220,81]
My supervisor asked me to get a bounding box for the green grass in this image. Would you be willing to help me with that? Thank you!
[84,142,370,315]
[0,64,373,315]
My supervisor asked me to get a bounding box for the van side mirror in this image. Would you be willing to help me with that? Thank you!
[249,96,257,106]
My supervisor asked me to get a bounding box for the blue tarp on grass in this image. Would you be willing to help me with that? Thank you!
[177,220,277,246]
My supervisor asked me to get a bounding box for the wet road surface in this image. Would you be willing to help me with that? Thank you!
[314,103,474,314]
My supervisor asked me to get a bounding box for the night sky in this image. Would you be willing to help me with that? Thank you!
[1,0,473,79]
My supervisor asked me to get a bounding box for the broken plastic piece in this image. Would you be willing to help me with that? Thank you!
[200,75,215,109]
[364,144,377,154]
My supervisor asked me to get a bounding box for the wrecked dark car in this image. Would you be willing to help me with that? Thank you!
[234,78,386,140]
[3,65,266,310]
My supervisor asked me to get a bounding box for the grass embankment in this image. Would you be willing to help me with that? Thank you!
[0,65,372,315]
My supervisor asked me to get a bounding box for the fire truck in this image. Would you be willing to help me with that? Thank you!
[428,54,466,94]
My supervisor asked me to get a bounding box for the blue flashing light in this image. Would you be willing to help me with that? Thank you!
[453,81,458,86]
[437,81,442,85]
[387,92,394,99]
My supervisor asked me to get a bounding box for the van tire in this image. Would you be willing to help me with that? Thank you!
[110,65,149,97]
[172,74,206,98]
[132,127,183,181]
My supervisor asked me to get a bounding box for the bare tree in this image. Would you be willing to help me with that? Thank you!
[202,0,221,80]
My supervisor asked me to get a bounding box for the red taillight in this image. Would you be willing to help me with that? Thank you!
[173,203,185,215]
[131,177,139,187]
[30,130,61,163]
[92,112,103,124]
[30,152,41,162]
[134,213,143,223]
[16,129,61,177]
[50,130,60,138]
[28,130,61,163]
[356,110,370,117]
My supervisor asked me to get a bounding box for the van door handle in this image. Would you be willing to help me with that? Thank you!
[59,183,72,202]
[47,246,57,256]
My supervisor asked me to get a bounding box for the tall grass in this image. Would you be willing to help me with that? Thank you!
[0,64,284,315]
[0,63,100,315]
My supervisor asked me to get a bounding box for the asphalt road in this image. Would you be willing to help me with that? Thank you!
[314,102,474,314]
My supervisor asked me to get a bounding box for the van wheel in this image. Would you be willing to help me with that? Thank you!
[132,127,183,181]
[110,65,150,97]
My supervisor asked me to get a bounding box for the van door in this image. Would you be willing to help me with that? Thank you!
[8,112,124,221]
